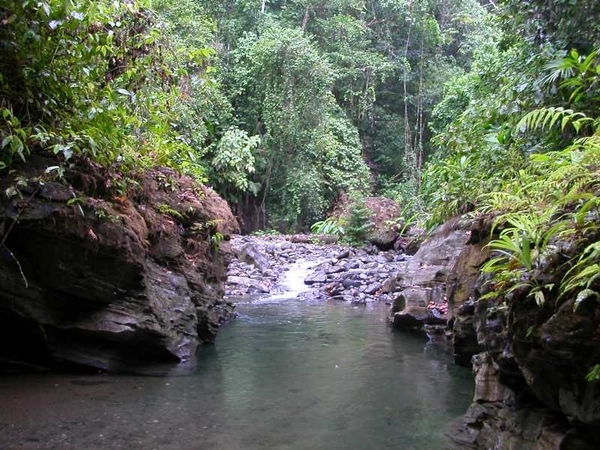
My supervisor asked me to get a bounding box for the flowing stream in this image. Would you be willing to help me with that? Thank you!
[0,261,473,450]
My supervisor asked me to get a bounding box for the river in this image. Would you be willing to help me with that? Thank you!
[0,262,473,450]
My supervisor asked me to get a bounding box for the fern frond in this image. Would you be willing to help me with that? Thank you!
[517,107,591,134]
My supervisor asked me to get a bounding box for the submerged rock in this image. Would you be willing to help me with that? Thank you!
[0,160,238,372]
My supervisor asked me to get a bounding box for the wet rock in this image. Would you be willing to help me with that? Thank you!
[448,221,600,449]
[226,276,270,294]
[510,296,600,424]
[0,162,238,372]
[343,261,360,270]
[225,233,409,305]
[351,297,367,306]
[452,300,481,367]
[304,271,328,285]
[342,278,362,289]
[423,324,447,341]
[325,265,345,274]
[363,282,381,295]
[472,352,505,403]
[389,218,471,332]
[238,244,270,273]
[225,235,349,296]
[336,249,351,259]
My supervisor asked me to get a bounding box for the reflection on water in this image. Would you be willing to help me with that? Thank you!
[0,297,473,450]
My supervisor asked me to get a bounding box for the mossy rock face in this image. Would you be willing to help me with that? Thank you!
[0,157,238,372]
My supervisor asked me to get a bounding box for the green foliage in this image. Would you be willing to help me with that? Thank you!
[562,242,600,311]
[422,41,548,226]
[0,109,28,169]
[310,194,373,245]
[311,217,344,236]
[446,47,600,312]
[481,212,566,303]
[586,364,600,382]
[228,20,371,226]
[191,0,494,228]
[209,231,224,252]
[501,0,600,52]
[343,194,373,244]
[211,128,259,194]
[156,204,185,221]
[517,107,594,135]
[0,0,216,179]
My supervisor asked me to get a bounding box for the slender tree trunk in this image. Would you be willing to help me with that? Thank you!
[361,67,371,121]
[260,156,274,228]
[403,1,414,179]
[261,0,266,14]
[416,19,425,188]
[301,8,310,30]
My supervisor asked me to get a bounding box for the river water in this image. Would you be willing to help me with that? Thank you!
[0,263,473,450]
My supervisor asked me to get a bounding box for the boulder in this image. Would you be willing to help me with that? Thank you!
[0,161,238,372]
[389,218,471,331]
[238,243,270,273]
[304,271,328,285]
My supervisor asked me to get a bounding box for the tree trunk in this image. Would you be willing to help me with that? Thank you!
[403,1,414,179]
[416,17,425,188]
[301,8,310,30]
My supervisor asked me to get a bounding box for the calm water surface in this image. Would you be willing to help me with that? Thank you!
[0,292,473,449]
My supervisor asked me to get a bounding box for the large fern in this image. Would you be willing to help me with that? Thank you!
[517,107,593,134]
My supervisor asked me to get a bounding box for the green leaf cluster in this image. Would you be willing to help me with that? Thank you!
[0,0,218,180]
[440,47,600,317]
[194,0,494,228]
[228,21,370,225]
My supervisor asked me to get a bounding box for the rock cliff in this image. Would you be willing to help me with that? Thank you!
[390,216,600,449]
[0,158,238,372]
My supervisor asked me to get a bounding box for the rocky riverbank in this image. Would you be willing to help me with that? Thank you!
[235,219,598,450]
[0,158,238,372]
[382,216,600,450]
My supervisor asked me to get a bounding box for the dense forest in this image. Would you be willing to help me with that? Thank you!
[1,0,599,366]
[1,0,598,225]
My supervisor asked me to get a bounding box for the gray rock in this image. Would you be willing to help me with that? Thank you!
[364,282,381,295]
[389,218,471,331]
[227,276,270,293]
[336,249,351,259]
[304,271,328,285]
[0,166,238,372]
[238,244,270,273]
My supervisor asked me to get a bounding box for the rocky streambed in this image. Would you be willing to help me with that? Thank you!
[225,234,410,306]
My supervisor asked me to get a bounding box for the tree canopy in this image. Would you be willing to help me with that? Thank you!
[1,0,598,238]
